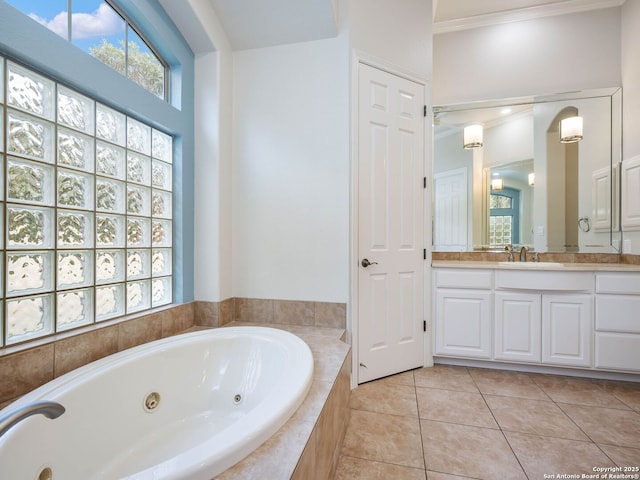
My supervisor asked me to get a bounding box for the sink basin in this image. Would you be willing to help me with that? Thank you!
[498,261,565,268]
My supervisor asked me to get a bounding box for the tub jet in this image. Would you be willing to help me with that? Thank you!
[144,392,161,412]
[38,467,53,480]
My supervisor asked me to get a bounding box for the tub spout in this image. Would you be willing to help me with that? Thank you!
[0,401,65,439]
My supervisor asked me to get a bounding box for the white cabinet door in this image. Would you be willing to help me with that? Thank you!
[595,332,640,372]
[542,294,592,367]
[435,289,492,358]
[495,292,541,363]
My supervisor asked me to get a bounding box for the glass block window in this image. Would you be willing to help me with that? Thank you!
[5,0,167,100]
[1,57,173,347]
[489,190,520,247]
[489,215,513,247]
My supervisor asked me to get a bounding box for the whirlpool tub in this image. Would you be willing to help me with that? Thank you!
[0,326,314,479]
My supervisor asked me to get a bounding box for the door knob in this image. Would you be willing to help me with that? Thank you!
[361,258,378,268]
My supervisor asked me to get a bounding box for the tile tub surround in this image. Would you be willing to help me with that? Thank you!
[0,297,345,407]
[0,303,195,407]
[194,298,347,330]
[216,322,351,480]
[0,306,352,479]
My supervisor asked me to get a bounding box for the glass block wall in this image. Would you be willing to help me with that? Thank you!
[1,57,173,347]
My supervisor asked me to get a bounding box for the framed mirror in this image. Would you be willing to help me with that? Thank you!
[433,88,622,253]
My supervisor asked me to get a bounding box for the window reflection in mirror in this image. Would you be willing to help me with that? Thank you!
[433,88,622,254]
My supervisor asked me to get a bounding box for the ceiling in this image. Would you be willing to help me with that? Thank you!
[207,0,337,51]
[161,0,624,53]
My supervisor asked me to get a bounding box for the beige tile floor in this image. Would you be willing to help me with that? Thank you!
[335,365,640,480]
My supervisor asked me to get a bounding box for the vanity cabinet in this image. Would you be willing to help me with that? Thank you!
[494,292,592,367]
[434,269,493,358]
[495,269,593,368]
[433,266,610,372]
[594,273,640,372]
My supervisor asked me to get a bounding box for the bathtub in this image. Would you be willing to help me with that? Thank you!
[0,326,314,480]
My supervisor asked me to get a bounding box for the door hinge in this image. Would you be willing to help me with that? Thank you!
[423,248,426,260]
[423,177,427,189]
[423,105,427,117]
[423,320,427,332]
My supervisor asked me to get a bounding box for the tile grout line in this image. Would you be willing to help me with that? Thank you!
[528,374,607,449]
[412,369,428,477]
[468,367,532,480]
[338,451,428,473]
[530,373,636,451]
[552,399,629,467]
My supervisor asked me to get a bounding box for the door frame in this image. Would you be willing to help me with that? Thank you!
[349,51,433,387]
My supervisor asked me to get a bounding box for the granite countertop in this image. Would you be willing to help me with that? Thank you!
[432,260,640,272]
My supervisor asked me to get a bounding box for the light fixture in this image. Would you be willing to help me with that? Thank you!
[560,116,583,143]
[528,173,535,186]
[463,124,483,149]
[491,178,504,191]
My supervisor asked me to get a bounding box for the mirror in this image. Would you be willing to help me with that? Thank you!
[433,88,622,253]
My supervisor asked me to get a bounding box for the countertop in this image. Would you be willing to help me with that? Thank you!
[432,260,640,272]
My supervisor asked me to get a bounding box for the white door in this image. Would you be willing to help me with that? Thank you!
[357,63,425,383]
[434,168,468,251]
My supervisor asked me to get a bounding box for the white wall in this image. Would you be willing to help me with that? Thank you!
[484,115,534,169]
[433,8,622,105]
[191,0,434,304]
[622,0,640,159]
[621,0,640,253]
[191,1,234,302]
[349,0,432,80]
[231,35,350,302]
[190,1,350,303]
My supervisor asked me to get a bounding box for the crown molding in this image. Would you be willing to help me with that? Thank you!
[433,0,626,35]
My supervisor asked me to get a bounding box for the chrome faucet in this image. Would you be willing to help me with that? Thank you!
[520,246,529,262]
[0,401,65,439]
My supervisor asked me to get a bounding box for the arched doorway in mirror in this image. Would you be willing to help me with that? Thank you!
[546,107,580,252]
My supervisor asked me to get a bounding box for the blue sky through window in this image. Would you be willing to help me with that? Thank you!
[6,0,127,53]
[6,0,165,97]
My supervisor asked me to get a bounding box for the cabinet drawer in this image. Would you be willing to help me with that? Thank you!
[596,273,640,294]
[435,269,493,289]
[495,270,592,292]
[595,332,640,372]
[596,295,640,333]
